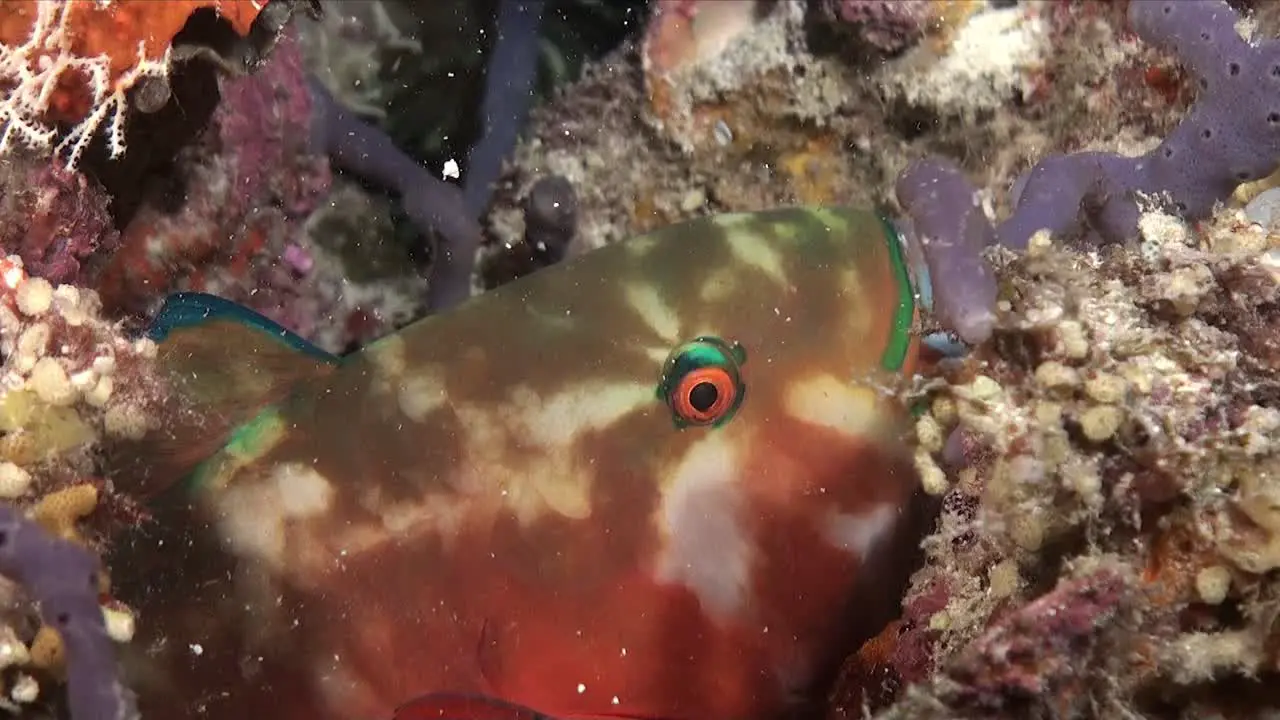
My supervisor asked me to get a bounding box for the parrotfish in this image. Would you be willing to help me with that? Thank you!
[109,207,937,720]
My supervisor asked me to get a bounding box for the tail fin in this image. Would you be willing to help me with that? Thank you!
[104,293,341,499]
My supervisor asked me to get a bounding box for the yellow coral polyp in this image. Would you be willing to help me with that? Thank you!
[30,482,99,544]
[0,390,94,465]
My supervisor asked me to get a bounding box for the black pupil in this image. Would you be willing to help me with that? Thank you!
[688,381,719,412]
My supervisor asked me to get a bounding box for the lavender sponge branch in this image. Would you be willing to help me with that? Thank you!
[306,77,483,312]
[897,0,1280,343]
[0,504,135,720]
[1003,0,1280,245]
[463,0,546,217]
[305,0,554,312]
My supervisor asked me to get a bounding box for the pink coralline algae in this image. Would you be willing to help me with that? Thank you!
[827,579,951,717]
[943,569,1131,715]
[817,0,932,54]
[0,152,120,287]
[214,30,332,220]
[96,31,334,332]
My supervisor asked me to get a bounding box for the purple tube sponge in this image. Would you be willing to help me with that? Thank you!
[896,160,998,345]
[0,505,135,720]
[304,0,546,314]
[464,0,545,218]
[307,77,482,313]
[897,0,1279,343]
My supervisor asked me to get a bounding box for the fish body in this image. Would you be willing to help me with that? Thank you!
[114,207,933,720]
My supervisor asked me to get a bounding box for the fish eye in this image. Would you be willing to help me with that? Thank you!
[657,336,747,428]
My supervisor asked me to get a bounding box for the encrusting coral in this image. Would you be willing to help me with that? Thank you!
[0,256,155,719]
[898,0,1280,344]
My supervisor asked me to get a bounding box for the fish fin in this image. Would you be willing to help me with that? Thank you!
[391,693,670,720]
[391,693,551,720]
[103,293,341,498]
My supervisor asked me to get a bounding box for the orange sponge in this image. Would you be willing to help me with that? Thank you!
[0,0,262,164]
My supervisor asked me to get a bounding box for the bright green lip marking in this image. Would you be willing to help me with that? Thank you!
[878,215,916,373]
[182,407,286,495]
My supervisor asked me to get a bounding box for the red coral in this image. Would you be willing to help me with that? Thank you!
[827,580,951,716]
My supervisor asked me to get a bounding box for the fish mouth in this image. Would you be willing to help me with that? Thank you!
[884,214,933,314]
[875,214,923,374]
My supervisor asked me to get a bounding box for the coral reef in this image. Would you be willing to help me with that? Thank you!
[94,32,340,331]
[897,0,1280,343]
[0,0,416,354]
[0,256,162,718]
[92,6,470,351]
[834,205,1280,718]
[478,0,1280,717]
[4,0,1280,717]
[483,0,1054,263]
[0,0,263,164]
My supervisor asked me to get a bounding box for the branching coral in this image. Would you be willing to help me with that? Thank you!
[0,149,119,287]
[0,0,263,165]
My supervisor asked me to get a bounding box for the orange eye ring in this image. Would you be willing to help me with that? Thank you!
[657,336,747,429]
[670,366,737,425]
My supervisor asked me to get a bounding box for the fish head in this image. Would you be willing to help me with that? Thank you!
[120,207,934,720]
[553,207,930,715]
[596,207,928,608]
[348,206,930,718]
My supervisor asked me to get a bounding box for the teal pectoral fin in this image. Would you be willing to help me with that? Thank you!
[146,292,340,363]
[104,293,342,499]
